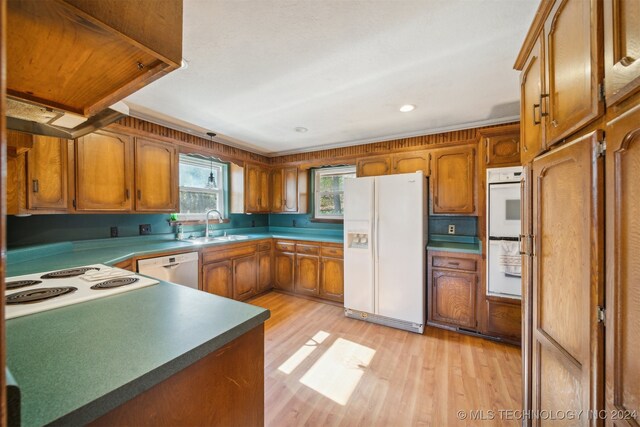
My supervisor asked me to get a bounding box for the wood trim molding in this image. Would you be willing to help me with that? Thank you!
[513,0,555,70]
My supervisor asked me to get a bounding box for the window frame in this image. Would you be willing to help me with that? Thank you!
[313,165,356,221]
[177,154,227,221]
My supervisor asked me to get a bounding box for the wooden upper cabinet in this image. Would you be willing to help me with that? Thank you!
[26,136,69,210]
[605,102,640,427]
[282,167,298,212]
[232,254,257,301]
[134,138,178,212]
[480,125,521,167]
[76,130,133,212]
[245,164,270,213]
[391,151,431,176]
[6,0,183,116]
[430,145,476,215]
[544,0,603,146]
[202,261,232,298]
[356,155,390,177]
[271,168,283,212]
[604,0,640,105]
[531,131,603,422]
[520,34,546,164]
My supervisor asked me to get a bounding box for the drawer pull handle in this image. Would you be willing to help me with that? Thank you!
[448,262,460,266]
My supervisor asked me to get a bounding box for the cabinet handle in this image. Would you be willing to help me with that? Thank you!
[32,179,39,193]
[137,190,141,200]
[448,261,460,266]
[532,103,541,125]
[125,189,130,200]
[551,120,558,128]
[539,93,549,117]
[620,56,636,67]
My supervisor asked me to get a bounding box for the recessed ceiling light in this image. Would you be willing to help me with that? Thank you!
[399,104,416,112]
[294,127,308,133]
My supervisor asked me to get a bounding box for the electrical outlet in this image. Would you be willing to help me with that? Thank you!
[448,224,456,234]
[110,226,118,238]
[251,220,255,227]
[139,224,152,235]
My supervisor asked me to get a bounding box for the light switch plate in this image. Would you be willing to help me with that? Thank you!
[448,224,455,234]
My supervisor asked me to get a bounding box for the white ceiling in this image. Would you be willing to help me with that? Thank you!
[125,0,539,156]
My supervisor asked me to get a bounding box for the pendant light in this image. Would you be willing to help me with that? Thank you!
[206,132,217,189]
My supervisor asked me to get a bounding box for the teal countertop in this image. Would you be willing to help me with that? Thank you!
[7,227,343,277]
[6,280,270,426]
[426,234,482,254]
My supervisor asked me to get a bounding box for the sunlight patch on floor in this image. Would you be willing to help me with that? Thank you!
[278,330,330,374]
[300,337,376,405]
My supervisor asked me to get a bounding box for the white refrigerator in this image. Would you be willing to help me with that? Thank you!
[343,171,427,334]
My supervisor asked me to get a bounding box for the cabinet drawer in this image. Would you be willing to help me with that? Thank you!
[296,243,320,255]
[275,241,295,252]
[321,246,343,258]
[203,245,256,264]
[257,241,271,251]
[432,255,477,272]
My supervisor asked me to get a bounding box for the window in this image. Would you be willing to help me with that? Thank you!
[313,166,356,220]
[178,154,227,219]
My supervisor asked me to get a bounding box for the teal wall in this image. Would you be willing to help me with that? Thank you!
[428,216,477,236]
[7,214,268,247]
[268,213,343,230]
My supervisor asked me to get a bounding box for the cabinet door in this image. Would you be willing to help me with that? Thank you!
[605,103,640,427]
[233,254,257,301]
[257,250,272,292]
[258,167,270,212]
[283,167,298,212]
[202,261,232,298]
[356,155,390,177]
[391,151,430,176]
[520,34,545,165]
[245,164,260,212]
[604,0,640,105]
[76,131,133,211]
[531,132,604,421]
[295,254,319,296]
[271,168,283,212]
[430,269,477,329]
[319,257,344,302]
[544,0,603,145]
[431,145,476,215]
[26,136,68,210]
[484,133,520,167]
[274,251,295,291]
[134,137,178,212]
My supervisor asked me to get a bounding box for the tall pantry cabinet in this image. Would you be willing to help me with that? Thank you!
[516,0,640,425]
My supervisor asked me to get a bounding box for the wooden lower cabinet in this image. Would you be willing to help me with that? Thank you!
[202,261,233,298]
[232,254,257,301]
[257,249,272,293]
[295,254,319,296]
[319,257,344,302]
[427,251,480,331]
[274,251,295,292]
[483,299,521,343]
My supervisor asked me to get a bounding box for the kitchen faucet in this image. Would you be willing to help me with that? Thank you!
[205,209,223,238]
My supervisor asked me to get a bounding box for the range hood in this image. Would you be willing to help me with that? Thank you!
[6,97,129,139]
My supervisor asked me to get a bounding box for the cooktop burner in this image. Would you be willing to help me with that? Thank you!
[91,277,139,290]
[40,267,99,279]
[6,280,42,290]
[6,287,78,305]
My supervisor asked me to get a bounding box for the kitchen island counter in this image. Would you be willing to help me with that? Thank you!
[6,279,270,426]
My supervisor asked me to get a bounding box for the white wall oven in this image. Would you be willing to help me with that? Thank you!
[486,166,522,298]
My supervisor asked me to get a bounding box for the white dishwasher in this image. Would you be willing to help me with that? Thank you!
[138,252,199,289]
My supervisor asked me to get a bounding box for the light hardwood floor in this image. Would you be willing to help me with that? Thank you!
[249,292,522,427]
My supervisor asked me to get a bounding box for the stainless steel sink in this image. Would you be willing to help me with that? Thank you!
[183,235,250,245]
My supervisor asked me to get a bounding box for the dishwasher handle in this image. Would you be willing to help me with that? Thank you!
[162,263,181,269]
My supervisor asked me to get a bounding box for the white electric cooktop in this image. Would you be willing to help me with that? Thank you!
[5,264,159,320]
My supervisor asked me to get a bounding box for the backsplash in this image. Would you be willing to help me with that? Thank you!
[7,214,268,247]
[268,214,343,230]
[428,216,477,236]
